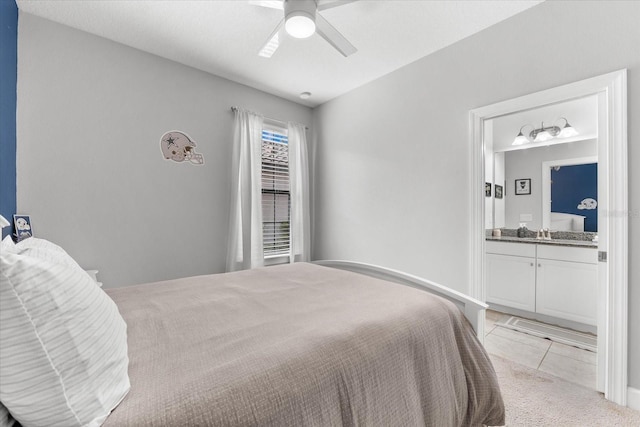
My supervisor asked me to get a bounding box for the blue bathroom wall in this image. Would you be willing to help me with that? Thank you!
[1,0,18,238]
[551,163,598,232]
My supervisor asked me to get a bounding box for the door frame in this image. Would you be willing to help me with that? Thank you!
[468,70,628,405]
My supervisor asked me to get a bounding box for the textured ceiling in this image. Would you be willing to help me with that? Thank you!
[16,0,544,107]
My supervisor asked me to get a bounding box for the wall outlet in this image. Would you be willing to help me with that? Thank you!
[520,213,533,222]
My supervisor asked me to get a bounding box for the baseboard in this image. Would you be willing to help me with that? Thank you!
[628,386,640,411]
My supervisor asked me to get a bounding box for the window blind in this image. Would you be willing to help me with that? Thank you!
[261,129,290,257]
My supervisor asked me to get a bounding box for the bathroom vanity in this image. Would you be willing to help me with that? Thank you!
[485,237,598,328]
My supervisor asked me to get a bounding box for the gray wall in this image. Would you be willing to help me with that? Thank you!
[17,13,312,288]
[312,0,640,388]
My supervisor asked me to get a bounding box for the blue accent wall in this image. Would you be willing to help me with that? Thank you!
[1,0,17,238]
[551,163,598,232]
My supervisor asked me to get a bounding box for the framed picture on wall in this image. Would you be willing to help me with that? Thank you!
[13,214,33,242]
[485,182,492,197]
[515,178,531,195]
[495,184,503,199]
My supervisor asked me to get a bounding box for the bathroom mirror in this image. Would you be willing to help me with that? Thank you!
[484,95,598,232]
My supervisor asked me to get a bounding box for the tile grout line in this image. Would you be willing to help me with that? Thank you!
[547,342,598,366]
[536,340,553,370]
[486,312,597,389]
[485,324,497,336]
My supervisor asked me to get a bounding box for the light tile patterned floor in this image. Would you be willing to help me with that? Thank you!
[485,310,597,390]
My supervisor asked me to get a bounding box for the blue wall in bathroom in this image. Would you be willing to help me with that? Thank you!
[0,0,17,238]
[551,163,598,232]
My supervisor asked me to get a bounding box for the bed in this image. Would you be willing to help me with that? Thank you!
[0,232,504,427]
[102,262,503,426]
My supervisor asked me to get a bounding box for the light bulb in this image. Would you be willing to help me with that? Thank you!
[512,126,531,145]
[559,124,579,138]
[512,133,529,146]
[285,15,315,38]
[534,130,553,142]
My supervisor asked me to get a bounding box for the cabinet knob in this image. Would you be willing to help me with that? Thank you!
[538,263,542,267]
[530,263,534,267]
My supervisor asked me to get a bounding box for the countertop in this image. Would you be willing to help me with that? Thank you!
[486,235,598,249]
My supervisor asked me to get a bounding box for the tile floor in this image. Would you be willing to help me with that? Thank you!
[485,310,597,390]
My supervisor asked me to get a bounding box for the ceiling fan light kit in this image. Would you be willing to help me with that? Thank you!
[255,0,358,58]
[284,0,317,38]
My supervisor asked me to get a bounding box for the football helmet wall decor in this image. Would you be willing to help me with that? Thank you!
[160,131,204,165]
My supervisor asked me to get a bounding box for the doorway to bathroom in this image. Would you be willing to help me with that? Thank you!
[469,70,628,405]
[482,97,600,391]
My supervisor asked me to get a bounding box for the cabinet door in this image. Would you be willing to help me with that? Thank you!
[486,253,536,311]
[536,259,597,325]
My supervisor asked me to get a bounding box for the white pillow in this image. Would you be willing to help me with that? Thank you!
[0,251,130,427]
[14,236,64,252]
[14,237,96,285]
[0,236,15,254]
[12,236,103,290]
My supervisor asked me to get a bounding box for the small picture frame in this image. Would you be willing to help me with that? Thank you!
[485,182,492,197]
[495,184,503,199]
[515,178,531,195]
[13,214,33,242]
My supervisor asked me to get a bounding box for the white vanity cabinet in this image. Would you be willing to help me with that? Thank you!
[485,242,536,311]
[535,245,597,325]
[485,240,598,326]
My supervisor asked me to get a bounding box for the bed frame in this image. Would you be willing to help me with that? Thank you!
[314,260,487,338]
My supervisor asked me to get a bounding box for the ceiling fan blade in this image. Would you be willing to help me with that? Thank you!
[317,0,358,11]
[249,0,283,10]
[258,19,284,58]
[315,13,357,57]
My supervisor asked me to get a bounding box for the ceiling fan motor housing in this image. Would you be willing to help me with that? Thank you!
[284,0,317,38]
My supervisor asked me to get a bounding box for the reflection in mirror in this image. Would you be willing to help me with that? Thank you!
[551,164,597,231]
[542,156,598,232]
[505,141,598,230]
[487,141,598,231]
[484,95,599,234]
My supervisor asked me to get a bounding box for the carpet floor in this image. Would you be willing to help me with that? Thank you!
[490,354,640,426]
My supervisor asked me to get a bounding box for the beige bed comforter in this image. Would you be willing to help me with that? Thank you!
[104,262,504,426]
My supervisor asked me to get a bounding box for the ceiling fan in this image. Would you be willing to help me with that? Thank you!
[250,0,358,58]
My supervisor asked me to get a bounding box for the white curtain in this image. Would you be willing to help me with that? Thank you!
[287,122,311,262]
[226,109,264,272]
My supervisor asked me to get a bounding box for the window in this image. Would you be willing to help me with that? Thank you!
[261,128,290,258]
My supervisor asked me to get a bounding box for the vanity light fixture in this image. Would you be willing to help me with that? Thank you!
[512,117,578,145]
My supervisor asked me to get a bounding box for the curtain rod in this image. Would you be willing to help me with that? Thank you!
[230,106,308,130]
